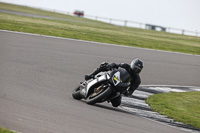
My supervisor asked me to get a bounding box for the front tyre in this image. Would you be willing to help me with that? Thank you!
[86,86,112,105]
[72,86,82,100]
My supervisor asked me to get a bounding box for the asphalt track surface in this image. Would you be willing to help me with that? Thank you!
[0,30,200,133]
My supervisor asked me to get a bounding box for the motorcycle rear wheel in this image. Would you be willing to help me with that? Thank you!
[72,86,82,100]
[86,87,112,105]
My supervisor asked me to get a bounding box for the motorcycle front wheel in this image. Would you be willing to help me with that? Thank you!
[86,86,112,105]
[72,86,82,100]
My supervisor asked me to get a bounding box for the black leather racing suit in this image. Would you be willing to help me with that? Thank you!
[85,62,141,107]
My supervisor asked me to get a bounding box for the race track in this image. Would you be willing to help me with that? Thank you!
[0,30,200,133]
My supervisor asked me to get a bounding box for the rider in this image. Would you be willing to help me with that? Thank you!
[85,58,143,107]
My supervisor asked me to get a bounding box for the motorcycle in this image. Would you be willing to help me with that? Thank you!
[72,67,131,106]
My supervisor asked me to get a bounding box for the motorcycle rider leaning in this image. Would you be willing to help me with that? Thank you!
[85,58,143,107]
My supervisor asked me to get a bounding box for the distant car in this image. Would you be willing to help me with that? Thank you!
[73,10,84,17]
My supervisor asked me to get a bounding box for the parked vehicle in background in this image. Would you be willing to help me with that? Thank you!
[73,10,84,17]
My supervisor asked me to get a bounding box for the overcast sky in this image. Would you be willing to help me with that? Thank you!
[1,0,200,32]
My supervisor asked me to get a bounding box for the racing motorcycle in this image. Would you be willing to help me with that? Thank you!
[72,67,131,105]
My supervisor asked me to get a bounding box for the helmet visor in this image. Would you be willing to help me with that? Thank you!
[133,66,142,74]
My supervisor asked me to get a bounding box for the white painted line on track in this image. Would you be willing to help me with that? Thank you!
[141,85,200,88]
[1,29,200,57]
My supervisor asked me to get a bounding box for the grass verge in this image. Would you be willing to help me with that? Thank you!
[146,91,200,129]
[0,2,200,55]
[0,127,16,133]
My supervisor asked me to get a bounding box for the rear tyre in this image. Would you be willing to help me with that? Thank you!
[72,86,82,100]
[86,86,112,105]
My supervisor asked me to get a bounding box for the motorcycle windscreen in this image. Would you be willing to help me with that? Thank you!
[111,68,131,92]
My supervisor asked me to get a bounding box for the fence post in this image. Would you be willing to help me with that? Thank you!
[124,20,127,27]
[182,30,185,35]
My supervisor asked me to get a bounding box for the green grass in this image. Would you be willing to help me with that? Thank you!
[0,127,16,133]
[0,2,200,55]
[146,91,200,129]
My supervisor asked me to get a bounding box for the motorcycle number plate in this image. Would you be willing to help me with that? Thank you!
[112,72,120,86]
